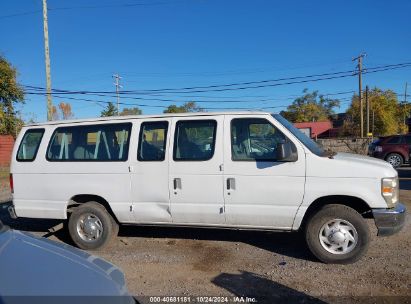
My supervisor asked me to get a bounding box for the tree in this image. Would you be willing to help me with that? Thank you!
[280,89,340,123]
[344,88,402,137]
[100,102,117,117]
[51,105,59,120]
[0,56,24,135]
[120,107,142,116]
[163,102,203,113]
[58,102,74,120]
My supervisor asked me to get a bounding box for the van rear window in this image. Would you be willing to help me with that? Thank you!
[17,129,45,162]
[47,123,131,161]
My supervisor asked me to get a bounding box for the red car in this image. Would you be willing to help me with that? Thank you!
[369,134,411,168]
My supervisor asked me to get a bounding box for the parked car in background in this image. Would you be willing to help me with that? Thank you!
[0,220,134,303]
[368,134,411,168]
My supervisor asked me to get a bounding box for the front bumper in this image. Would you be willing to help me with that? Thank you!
[373,203,406,236]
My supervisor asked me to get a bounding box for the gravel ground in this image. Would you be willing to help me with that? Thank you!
[1,170,410,303]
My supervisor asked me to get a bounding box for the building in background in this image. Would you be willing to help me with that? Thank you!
[294,121,333,139]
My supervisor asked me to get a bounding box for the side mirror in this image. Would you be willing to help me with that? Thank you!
[276,142,298,162]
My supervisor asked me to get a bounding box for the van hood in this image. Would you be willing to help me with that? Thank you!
[307,152,398,179]
[331,152,398,178]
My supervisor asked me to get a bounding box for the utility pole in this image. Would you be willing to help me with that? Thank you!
[405,82,409,132]
[42,0,53,121]
[113,74,122,115]
[366,85,369,136]
[353,53,366,137]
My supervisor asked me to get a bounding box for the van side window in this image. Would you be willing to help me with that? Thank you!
[17,129,45,161]
[231,118,287,161]
[47,123,131,161]
[138,121,168,161]
[173,120,216,161]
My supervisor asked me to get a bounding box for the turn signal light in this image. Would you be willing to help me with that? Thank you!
[382,187,393,194]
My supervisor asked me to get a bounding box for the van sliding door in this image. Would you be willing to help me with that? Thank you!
[169,116,225,225]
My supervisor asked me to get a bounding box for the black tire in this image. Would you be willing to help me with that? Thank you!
[68,201,119,250]
[385,153,404,168]
[305,204,370,264]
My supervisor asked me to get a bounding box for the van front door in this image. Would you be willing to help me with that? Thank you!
[130,119,172,223]
[223,115,305,229]
[169,116,225,225]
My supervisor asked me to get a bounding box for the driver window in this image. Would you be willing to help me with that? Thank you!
[231,118,287,161]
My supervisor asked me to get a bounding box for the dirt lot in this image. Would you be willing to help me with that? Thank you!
[0,169,410,303]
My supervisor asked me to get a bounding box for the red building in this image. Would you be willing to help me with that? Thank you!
[294,121,333,139]
[0,135,15,167]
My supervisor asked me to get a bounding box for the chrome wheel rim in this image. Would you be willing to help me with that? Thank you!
[387,155,401,167]
[319,219,358,255]
[76,213,104,242]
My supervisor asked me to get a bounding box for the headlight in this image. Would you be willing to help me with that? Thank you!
[375,146,382,152]
[381,177,399,207]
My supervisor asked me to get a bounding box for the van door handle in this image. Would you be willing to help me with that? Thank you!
[173,178,182,190]
[226,178,235,190]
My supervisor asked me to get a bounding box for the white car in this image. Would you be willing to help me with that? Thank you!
[8,112,406,264]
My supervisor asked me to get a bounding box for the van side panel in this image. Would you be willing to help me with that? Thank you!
[11,125,134,223]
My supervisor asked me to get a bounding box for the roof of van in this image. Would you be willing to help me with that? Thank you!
[25,111,273,127]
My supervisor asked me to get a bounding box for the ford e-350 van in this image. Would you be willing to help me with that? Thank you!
[9,112,406,264]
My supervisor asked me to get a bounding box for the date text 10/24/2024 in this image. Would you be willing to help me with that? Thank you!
[149,296,258,303]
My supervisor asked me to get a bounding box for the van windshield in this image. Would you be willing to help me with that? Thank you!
[272,114,325,157]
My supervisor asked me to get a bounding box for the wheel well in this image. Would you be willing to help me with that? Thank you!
[301,195,372,229]
[67,194,119,223]
[385,152,406,161]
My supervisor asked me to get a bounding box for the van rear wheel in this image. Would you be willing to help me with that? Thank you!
[305,204,370,264]
[68,202,118,250]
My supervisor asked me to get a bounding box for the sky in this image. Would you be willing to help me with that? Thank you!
[1,0,410,122]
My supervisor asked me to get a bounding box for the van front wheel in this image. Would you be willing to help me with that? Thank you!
[305,204,370,264]
[68,202,118,250]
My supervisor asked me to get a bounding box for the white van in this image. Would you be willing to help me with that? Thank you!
[9,112,405,264]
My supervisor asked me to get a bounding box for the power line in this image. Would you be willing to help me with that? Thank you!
[23,88,355,104]
[24,86,356,102]
[27,93,289,111]
[23,62,411,95]
[0,1,187,20]
[24,73,356,96]
[0,10,42,20]
[47,0,187,11]
[119,62,411,94]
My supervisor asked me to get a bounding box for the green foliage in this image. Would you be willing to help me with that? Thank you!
[100,102,117,117]
[0,56,24,136]
[120,107,142,116]
[280,89,340,123]
[344,88,404,136]
[163,102,203,113]
[101,104,142,117]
